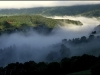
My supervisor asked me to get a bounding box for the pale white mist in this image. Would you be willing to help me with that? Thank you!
[0,16,100,66]
[50,16,100,39]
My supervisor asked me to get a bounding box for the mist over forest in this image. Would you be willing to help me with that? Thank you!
[0,2,100,75]
[0,15,100,67]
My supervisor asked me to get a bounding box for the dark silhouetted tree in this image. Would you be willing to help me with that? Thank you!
[46,62,61,74]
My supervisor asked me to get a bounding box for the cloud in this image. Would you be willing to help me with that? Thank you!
[0,16,100,66]
[0,1,100,9]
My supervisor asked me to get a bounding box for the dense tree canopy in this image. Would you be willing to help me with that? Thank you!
[0,54,99,75]
[0,15,82,34]
[0,4,100,17]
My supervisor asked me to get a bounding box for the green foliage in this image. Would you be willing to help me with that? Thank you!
[56,19,83,25]
[0,15,58,31]
[80,10,100,17]
[0,15,82,33]
[0,4,100,17]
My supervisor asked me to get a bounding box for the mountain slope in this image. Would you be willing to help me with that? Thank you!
[80,10,100,17]
[0,4,100,17]
[0,15,83,34]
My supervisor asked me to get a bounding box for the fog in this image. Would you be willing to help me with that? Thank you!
[50,16,100,39]
[0,16,100,66]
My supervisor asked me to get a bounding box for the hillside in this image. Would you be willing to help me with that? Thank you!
[0,15,82,34]
[80,10,100,17]
[0,4,100,17]
[67,70,91,75]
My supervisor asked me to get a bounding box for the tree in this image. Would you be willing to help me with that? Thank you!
[88,35,94,41]
[46,51,59,61]
[46,62,61,74]
[3,21,12,28]
[91,60,100,75]
[80,36,87,42]
[60,44,71,59]
[62,39,67,44]
[91,31,96,34]
[60,57,70,74]
[23,61,37,74]
[36,62,47,74]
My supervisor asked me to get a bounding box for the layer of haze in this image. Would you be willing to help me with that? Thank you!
[50,16,100,39]
[0,1,100,9]
[0,16,100,66]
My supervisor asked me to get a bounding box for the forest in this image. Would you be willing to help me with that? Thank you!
[0,14,99,75]
[0,4,100,17]
[0,15,82,34]
[0,50,99,75]
[0,27,99,75]
[0,3,100,75]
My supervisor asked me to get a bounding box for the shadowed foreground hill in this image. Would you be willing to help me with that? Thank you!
[0,54,99,75]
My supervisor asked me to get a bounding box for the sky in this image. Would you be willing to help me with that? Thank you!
[0,1,100,9]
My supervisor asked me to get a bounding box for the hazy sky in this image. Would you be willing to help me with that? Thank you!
[0,1,100,9]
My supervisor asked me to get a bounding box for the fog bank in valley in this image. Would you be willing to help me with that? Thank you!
[0,16,100,66]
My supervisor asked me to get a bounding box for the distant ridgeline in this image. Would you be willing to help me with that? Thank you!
[0,15,82,34]
[0,4,100,17]
[80,10,100,17]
